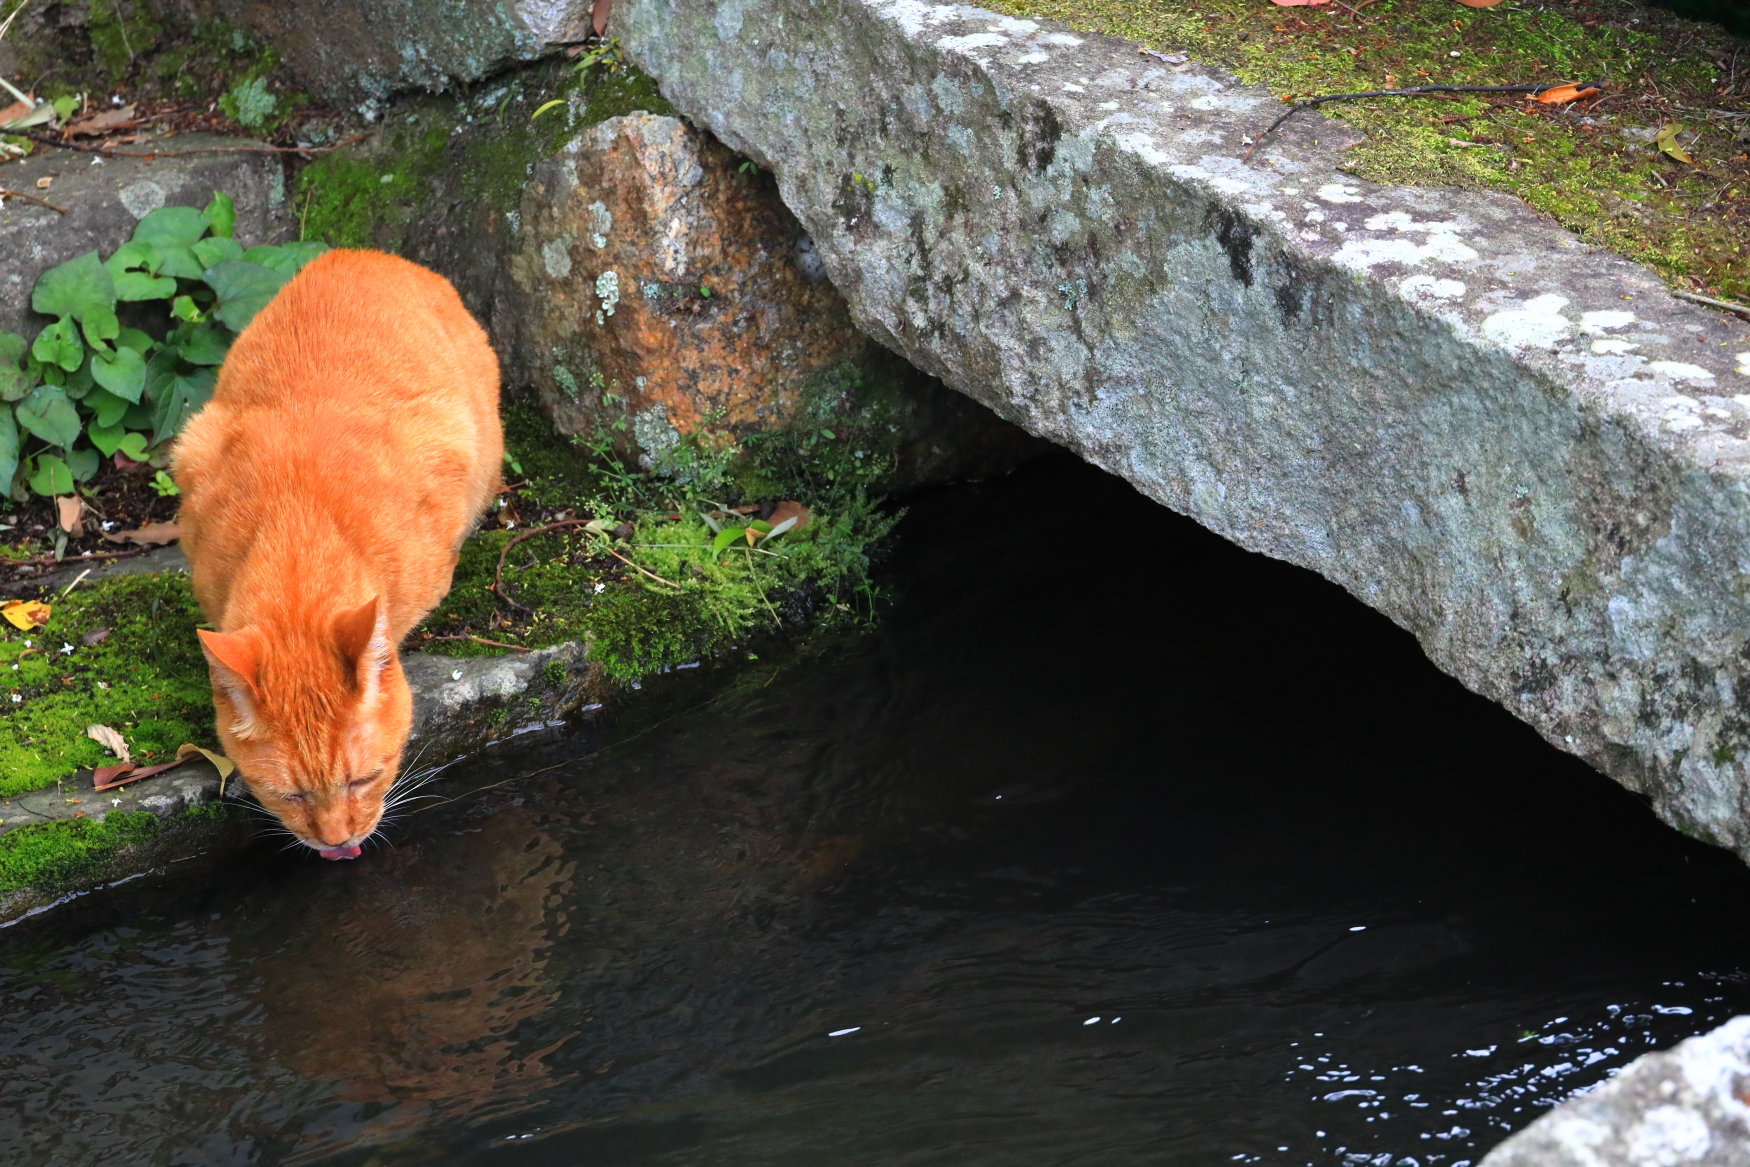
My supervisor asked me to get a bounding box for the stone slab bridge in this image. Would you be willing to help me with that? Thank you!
[612,0,1750,863]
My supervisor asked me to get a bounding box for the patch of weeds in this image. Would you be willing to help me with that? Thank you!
[1,572,213,799]
[0,811,158,894]
[986,0,1750,300]
[417,391,899,684]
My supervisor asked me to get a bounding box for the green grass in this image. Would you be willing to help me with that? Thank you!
[1,571,214,800]
[986,0,1750,301]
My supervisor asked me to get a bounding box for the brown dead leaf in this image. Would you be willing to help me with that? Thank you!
[1268,0,1331,5]
[93,759,186,791]
[2,600,50,631]
[81,626,110,647]
[103,520,181,546]
[176,742,236,781]
[1452,0,1505,6]
[56,495,84,538]
[1534,83,1601,104]
[34,176,51,190]
[591,0,612,36]
[0,99,29,124]
[768,500,813,531]
[86,723,131,763]
[64,104,137,137]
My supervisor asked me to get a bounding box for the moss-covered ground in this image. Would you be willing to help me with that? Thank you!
[1,571,212,800]
[987,0,1749,302]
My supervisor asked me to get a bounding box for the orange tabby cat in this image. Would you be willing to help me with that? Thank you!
[173,249,502,860]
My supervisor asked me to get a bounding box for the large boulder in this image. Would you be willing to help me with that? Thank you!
[503,112,876,453]
[1481,1016,1750,1167]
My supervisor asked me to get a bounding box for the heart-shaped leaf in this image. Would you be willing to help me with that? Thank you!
[85,386,132,427]
[66,444,99,482]
[27,452,71,497]
[177,321,231,366]
[16,383,82,447]
[104,241,161,276]
[202,259,287,331]
[91,344,147,401]
[204,191,236,239]
[114,271,179,301]
[0,407,17,492]
[88,417,126,456]
[240,241,329,278]
[151,366,216,444]
[79,303,119,351]
[192,235,244,269]
[115,328,154,355]
[132,205,210,251]
[31,317,83,371]
[31,251,116,322]
[118,431,149,461]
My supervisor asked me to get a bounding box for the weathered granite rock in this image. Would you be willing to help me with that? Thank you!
[503,111,873,451]
[614,0,1750,861]
[144,0,592,104]
[1482,1016,1750,1167]
[0,133,292,343]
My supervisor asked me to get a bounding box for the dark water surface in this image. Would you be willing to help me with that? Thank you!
[4,453,1749,1167]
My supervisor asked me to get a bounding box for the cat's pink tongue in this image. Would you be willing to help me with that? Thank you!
[318,844,363,861]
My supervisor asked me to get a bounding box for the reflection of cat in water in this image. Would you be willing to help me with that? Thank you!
[172,250,502,860]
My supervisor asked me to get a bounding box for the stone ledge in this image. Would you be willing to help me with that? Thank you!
[616,0,1750,860]
[1480,1016,1750,1167]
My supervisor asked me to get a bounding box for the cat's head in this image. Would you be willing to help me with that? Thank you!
[197,597,412,860]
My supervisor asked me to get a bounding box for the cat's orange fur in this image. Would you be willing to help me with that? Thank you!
[172,249,502,859]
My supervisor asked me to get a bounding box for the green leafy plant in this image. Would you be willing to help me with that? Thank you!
[1,192,327,499]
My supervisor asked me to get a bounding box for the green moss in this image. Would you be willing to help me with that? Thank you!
[987,0,1750,301]
[84,0,164,85]
[0,811,158,894]
[296,123,448,250]
[1,572,214,800]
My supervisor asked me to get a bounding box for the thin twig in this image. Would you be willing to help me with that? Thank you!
[433,634,532,652]
[5,546,149,570]
[0,1,30,51]
[57,567,92,599]
[0,186,65,213]
[493,517,595,611]
[1243,81,1606,162]
[604,545,680,589]
[6,129,368,158]
[1671,288,1750,320]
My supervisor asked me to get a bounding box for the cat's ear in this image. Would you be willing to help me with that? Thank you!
[197,628,263,738]
[333,595,392,704]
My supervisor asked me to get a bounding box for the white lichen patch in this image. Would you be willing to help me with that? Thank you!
[594,270,621,324]
[1481,294,1574,350]
[1316,183,1363,204]
[1399,275,1466,304]
[1737,352,1750,377]
[1592,339,1640,355]
[1333,221,1477,270]
[541,238,572,279]
[586,200,612,249]
[1580,309,1636,335]
[937,32,1008,52]
[1646,361,1716,383]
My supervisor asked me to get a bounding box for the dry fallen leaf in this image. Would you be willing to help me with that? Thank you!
[93,759,185,791]
[1654,122,1695,165]
[2,599,51,631]
[1534,83,1601,105]
[0,99,29,124]
[1267,0,1331,6]
[768,500,813,531]
[86,723,131,764]
[176,742,236,781]
[82,626,110,646]
[56,495,84,538]
[34,176,52,190]
[64,104,137,137]
[103,520,182,546]
[1452,0,1506,6]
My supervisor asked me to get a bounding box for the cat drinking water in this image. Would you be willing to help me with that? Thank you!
[173,250,503,860]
